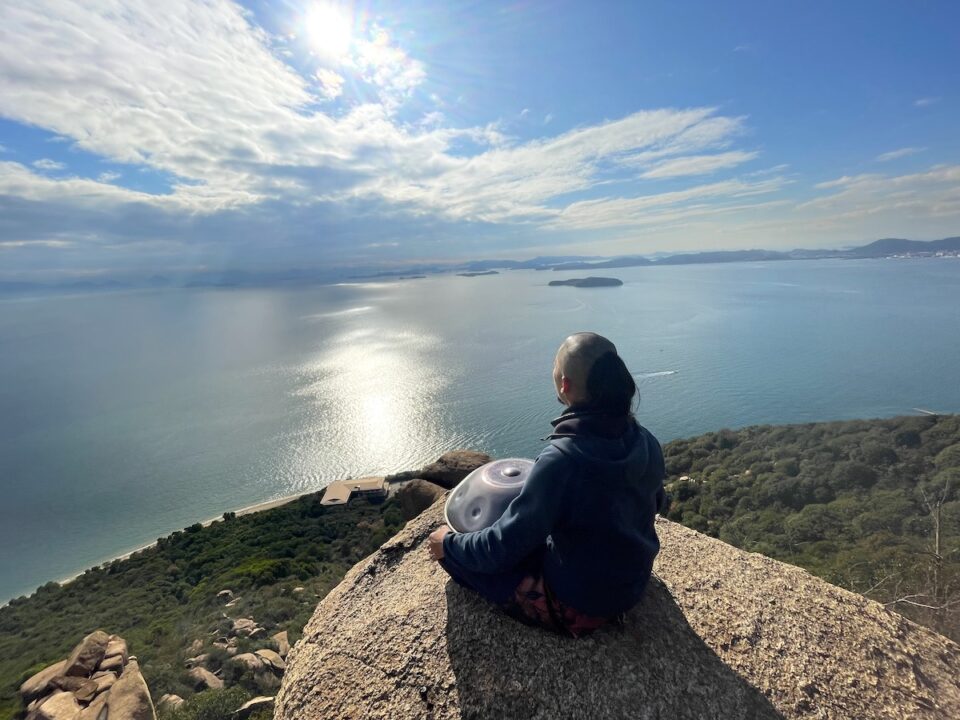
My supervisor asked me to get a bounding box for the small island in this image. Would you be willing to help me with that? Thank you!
[456,270,500,277]
[548,276,623,287]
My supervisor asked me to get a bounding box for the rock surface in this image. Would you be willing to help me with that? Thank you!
[275,500,960,720]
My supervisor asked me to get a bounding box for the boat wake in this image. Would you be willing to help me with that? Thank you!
[634,370,678,378]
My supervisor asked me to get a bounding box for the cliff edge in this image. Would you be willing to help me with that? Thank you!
[275,500,960,719]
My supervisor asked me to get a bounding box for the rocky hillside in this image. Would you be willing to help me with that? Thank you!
[275,499,960,720]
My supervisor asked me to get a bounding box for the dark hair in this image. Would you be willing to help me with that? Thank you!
[585,351,637,416]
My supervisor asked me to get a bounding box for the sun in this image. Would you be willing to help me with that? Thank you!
[305,3,353,60]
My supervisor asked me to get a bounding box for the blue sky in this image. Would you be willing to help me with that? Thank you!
[0,0,958,280]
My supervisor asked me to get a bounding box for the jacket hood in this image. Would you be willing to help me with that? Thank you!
[545,408,651,470]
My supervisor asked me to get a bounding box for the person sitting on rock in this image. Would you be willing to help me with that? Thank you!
[427,332,667,637]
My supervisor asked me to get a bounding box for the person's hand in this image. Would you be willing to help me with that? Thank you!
[428,525,450,561]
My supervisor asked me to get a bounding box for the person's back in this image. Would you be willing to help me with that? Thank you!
[428,332,666,636]
[542,409,664,617]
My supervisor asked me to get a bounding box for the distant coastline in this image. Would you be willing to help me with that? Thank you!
[3,235,958,296]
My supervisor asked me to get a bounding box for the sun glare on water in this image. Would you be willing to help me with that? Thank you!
[306,3,353,60]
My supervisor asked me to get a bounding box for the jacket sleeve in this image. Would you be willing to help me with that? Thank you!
[442,444,572,574]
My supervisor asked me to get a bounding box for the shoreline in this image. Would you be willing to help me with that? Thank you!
[51,491,311,591]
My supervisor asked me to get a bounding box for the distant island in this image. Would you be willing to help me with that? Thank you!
[456,270,499,277]
[548,276,623,287]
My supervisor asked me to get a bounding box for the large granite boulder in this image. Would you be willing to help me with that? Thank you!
[19,631,152,719]
[32,690,81,720]
[63,631,111,677]
[102,659,156,720]
[20,660,68,703]
[275,500,960,720]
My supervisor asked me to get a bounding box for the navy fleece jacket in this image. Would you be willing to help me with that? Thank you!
[442,410,666,617]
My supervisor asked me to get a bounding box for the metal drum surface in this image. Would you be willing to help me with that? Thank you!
[444,458,534,533]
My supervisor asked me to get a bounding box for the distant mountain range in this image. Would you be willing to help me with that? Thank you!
[2,237,958,295]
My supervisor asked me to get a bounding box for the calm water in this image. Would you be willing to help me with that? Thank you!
[2,258,959,602]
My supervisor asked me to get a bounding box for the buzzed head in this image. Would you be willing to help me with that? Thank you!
[553,332,618,404]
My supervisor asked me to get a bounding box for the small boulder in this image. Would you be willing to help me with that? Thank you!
[71,680,99,704]
[50,676,93,694]
[183,654,209,669]
[19,659,68,702]
[63,630,111,677]
[291,587,305,594]
[271,631,290,658]
[103,636,128,664]
[157,694,185,712]
[32,690,80,720]
[395,479,446,520]
[231,696,275,720]
[97,654,124,673]
[104,659,156,720]
[224,597,242,608]
[248,627,267,640]
[254,649,286,673]
[231,653,264,672]
[231,618,257,637]
[187,667,223,691]
[187,638,204,656]
[90,671,117,695]
[217,589,234,600]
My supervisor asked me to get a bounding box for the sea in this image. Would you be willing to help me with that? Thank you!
[1,258,959,603]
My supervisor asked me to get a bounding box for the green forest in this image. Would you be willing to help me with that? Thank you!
[0,492,409,720]
[662,414,960,641]
[1,414,957,719]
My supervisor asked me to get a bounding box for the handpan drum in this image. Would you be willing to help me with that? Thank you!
[444,458,534,533]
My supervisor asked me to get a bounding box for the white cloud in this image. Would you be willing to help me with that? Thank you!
[914,97,941,107]
[32,158,66,170]
[519,108,530,118]
[549,177,787,230]
[315,68,345,100]
[356,108,752,224]
[875,147,925,162]
[349,28,425,109]
[97,171,121,182]
[543,113,553,125]
[641,151,758,178]
[0,0,957,274]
